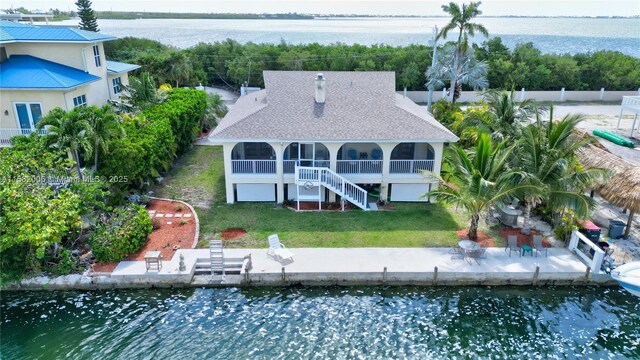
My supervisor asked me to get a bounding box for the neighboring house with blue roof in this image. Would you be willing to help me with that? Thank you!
[0,20,140,146]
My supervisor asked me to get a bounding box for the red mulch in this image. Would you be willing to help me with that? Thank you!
[221,228,247,240]
[498,228,552,247]
[456,229,496,247]
[292,202,353,211]
[92,199,196,274]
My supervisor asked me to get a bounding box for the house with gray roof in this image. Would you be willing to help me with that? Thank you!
[208,71,458,210]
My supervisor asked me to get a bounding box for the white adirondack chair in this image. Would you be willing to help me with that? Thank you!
[267,234,294,262]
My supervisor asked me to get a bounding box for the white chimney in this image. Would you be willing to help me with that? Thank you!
[315,73,326,104]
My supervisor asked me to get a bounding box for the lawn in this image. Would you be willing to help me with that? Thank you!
[153,146,502,248]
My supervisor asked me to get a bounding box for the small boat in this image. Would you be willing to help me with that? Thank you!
[611,262,640,297]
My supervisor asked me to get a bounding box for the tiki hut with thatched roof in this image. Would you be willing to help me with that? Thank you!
[577,144,640,238]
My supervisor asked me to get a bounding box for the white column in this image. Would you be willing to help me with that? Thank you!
[270,141,285,204]
[429,142,445,203]
[325,142,343,202]
[222,142,236,204]
[379,142,398,202]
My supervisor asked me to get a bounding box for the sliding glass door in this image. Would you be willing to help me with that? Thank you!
[14,103,43,133]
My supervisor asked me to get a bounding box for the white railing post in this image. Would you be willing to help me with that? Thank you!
[410,160,415,174]
[560,87,565,102]
[599,87,605,100]
[520,88,525,102]
[568,231,579,251]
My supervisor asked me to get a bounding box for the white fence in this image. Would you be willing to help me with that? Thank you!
[400,88,640,104]
[567,230,605,274]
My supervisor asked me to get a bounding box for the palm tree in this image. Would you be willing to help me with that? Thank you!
[436,1,489,102]
[118,72,166,112]
[508,106,607,233]
[82,105,124,171]
[202,93,228,132]
[426,44,488,103]
[37,108,93,179]
[429,133,536,240]
[462,90,536,141]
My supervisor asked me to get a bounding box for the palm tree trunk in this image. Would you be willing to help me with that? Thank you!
[468,212,479,240]
[74,149,83,179]
[449,50,459,103]
[521,200,532,235]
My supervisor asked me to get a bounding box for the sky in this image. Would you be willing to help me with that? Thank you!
[5,0,640,17]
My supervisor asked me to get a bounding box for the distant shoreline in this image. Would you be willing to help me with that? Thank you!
[95,11,639,20]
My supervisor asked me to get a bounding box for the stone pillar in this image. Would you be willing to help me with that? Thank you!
[325,142,343,202]
[270,141,285,204]
[379,142,398,202]
[222,142,236,204]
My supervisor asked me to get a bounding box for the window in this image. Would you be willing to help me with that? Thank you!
[92,45,101,67]
[73,94,87,107]
[112,77,122,94]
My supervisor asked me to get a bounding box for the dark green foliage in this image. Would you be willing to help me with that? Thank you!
[143,88,207,155]
[99,115,176,188]
[75,0,98,32]
[108,36,638,91]
[89,205,153,262]
[99,88,206,189]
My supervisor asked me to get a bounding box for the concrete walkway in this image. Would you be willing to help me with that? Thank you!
[107,246,608,287]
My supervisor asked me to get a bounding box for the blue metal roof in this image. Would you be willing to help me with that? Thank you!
[0,55,101,90]
[106,60,140,75]
[0,20,116,43]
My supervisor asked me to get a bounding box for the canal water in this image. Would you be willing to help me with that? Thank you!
[1,286,638,359]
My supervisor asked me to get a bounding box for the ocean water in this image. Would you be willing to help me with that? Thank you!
[1,286,639,359]
[51,17,640,56]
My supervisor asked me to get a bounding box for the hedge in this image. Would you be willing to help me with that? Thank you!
[142,88,207,155]
[99,88,206,189]
[89,205,153,262]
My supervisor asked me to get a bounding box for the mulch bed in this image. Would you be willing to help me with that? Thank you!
[498,228,552,247]
[221,228,247,240]
[456,229,496,247]
[92,199,196,274]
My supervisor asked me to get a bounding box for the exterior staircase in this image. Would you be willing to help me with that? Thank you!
[194,240,244,276]
[295,166,375,211]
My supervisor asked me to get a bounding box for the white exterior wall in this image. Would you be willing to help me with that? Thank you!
[0,90,65,128]
[219,141,445,204]
[236,184,276,202]
[107,73,131,101]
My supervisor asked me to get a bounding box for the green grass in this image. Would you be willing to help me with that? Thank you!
[154,145,481,249]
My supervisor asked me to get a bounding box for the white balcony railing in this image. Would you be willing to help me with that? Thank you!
[0,128,47,146]
[336,160,383,174]
[284,160,330,173]
[389,160,434,174]
[231,160,276,174]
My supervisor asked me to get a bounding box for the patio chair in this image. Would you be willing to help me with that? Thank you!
[449,245,465,260]
[347,149,358,160]
[532,235,547,257]
[505,235,520,257]
[467,247,487,264]
[267,234,294,262]
[371,149,382,160]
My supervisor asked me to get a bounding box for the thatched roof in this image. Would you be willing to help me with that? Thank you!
[577,144,640,213]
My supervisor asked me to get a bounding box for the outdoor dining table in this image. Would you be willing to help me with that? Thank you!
[458,240,480,257]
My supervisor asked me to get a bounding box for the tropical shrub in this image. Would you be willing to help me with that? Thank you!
[89,205,153,262]
[0,135,110,282]
[142,88,206,155]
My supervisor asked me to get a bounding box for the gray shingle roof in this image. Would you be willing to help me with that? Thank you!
[209,71,458,142]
